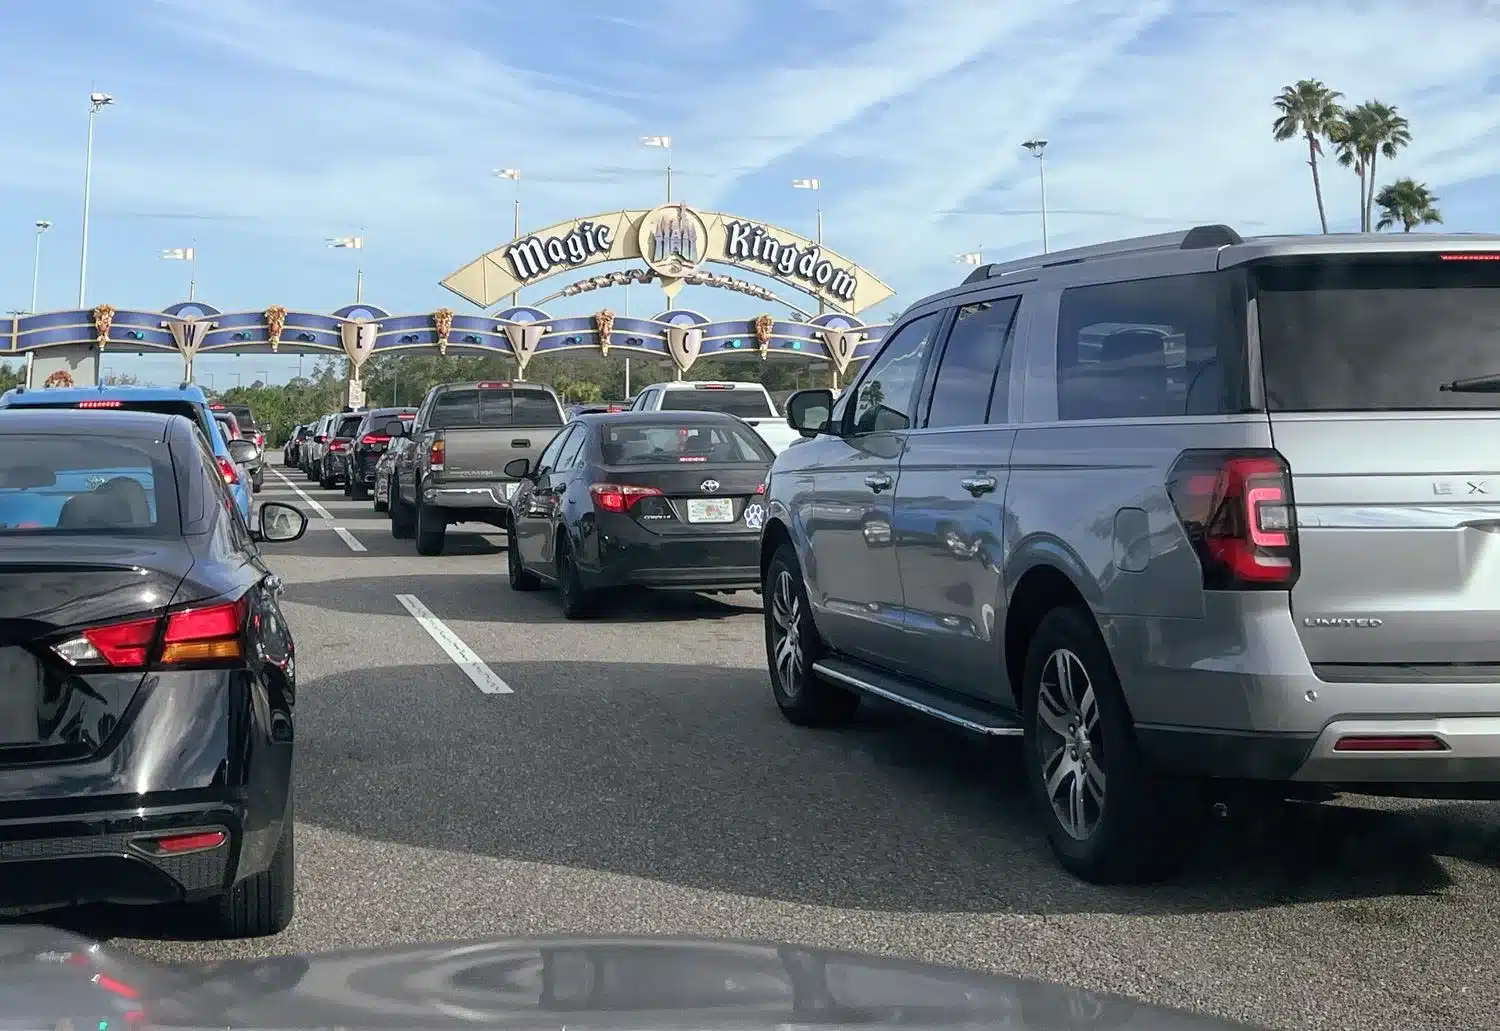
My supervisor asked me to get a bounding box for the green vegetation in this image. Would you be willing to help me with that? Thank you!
[1274,80,1438,233]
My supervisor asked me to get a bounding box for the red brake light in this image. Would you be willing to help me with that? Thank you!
[429,438,445,468]
[152,830,228,854]
[1166,450,1298,589]
[1333,735,1448,752]
[210,404,226,410]
[478,381,511,388]
[216,456,238,485]
[361,433,390,445]
[93,973,141,1000]
[79,617,157,667]
[160,597,246,664]
[315,434,327,443]
[590,483,664,513]
[77,400,123,409]
[328,439,349,452]
[1440,254,1500,261]
[698,383,730,390]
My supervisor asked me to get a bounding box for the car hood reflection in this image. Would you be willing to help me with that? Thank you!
[2,927,1259,1029]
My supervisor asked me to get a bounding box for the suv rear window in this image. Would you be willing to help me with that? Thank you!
[1256,256,1500,411]
[334,415,364,437]
[0,435,175,535]
[14,399,214,440]
[659,387,774,418]
[429,388,563,429]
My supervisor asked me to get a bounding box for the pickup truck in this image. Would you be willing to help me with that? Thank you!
[387,380,567,555]
[627,381,799,453]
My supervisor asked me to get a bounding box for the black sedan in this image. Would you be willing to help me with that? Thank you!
[501,411,773,618]
[0,407,307,936]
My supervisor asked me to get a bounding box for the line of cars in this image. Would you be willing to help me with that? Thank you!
[0,381,309,935]
[299,227,1500,888]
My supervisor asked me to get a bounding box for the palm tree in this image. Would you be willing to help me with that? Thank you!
[1272,80,1344,233]
[1357,101,1412,231]
[1331,101,1413,231]
[1374,178,1442,232]
[1328,105,1373,230]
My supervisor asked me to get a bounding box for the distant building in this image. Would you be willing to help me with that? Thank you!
[653,208,699,264]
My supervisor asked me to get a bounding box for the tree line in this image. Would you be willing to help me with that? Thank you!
[1273,79,1442,233]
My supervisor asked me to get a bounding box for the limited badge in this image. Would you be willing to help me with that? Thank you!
[744,503,765,529]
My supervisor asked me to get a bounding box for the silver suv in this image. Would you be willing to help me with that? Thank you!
[759,225,1500,883]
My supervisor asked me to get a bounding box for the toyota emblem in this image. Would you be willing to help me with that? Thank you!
[700,479,721,493]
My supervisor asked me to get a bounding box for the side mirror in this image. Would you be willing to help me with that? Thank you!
[227,439,262,465]
[503,457,533,480]
[254,501,308,543]
[384,419,409,437]
[785,388,836,438]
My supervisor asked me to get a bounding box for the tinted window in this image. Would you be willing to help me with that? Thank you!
[1056,273,1238,421]
[1256,257,1500,411]
[554,430,588,472]
[925,298,1020,428]
[334,415,363,437]
[511,390,565,426]
[601,421,774,465]
[536,426,574,473]
[659,388,774,418]
[430,388,562,428]
[0,435,175,535]
[848,313,942,433]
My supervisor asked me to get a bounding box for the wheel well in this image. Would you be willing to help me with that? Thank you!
[1003,565,1089,707]
[760,519,792,581]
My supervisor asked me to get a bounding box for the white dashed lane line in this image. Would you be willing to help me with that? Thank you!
[333,526,368,552]
[270,467,333,520]
[394,594,514,695]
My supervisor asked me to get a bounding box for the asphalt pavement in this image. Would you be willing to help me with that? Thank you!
[45,462,1500,1031]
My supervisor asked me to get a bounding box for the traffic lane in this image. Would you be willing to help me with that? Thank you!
[105,480,1500,1029]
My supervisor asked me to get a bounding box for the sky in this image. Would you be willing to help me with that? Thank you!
[3,0,1500,386]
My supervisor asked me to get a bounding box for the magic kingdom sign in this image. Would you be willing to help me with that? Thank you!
[441,203,894,315]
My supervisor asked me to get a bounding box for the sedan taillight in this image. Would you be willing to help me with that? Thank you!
[589,483,664,513]
[53,596,247,670]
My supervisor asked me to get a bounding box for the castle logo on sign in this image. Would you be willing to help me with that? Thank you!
[638,204,710,278]
[504,221,614,281]
[724,221,857,303]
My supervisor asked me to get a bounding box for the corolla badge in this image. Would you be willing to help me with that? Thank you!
[1303,616,1384,628]
[700,479,720,493]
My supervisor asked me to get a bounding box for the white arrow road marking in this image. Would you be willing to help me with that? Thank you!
[395,594,513,695]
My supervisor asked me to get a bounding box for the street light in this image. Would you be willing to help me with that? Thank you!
[792,178,823,314]
[493,168,521,306]
[1021,138,1049,253]
[640,136,672,201]
[78,92,114,307]
[31,220,52,314]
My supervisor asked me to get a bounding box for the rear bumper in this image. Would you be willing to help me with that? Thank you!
[588,524,762,590]
[0,800,251,911]
[422,481,519,509]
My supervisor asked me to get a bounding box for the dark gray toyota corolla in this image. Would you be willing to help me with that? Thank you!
[0,925,1261,1029]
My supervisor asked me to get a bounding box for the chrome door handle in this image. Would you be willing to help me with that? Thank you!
[864,473,893,493]
[960,476,997,497]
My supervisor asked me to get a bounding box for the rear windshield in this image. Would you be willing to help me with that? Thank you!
[214,414,241,439]
[0,435,175,536]
[334,415,364,437]
[429,388,563,429]
[601,421,775,466]
[13,399,213,440]
[212,405,256,428]
[1256,256,1500,411]
[659,387,775,418]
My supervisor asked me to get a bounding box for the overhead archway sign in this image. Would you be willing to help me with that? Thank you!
[440,203,894,315]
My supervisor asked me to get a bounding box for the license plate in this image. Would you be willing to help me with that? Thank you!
[686,498,735,523]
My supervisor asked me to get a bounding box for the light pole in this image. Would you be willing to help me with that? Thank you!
[792,178,823,314]
[31,220,51,314]
[640,136,672,201]
[493,168,521,306]
[1022,138,1049,253]
[78,92,114,307]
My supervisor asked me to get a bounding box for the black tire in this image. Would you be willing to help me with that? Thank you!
[252,469,264,494]
[555,534,594,619]
[1020,605,1198,884]
[390,484,415,539]
[415,499,446,556]
[507,526,541,590]
[763,544,859,726]
[209,820,294,938]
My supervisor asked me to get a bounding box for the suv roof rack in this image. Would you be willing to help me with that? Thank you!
[962,223,1244,284]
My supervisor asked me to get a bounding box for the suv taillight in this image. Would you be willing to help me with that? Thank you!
[328,439,349,453]
[360,433,390,446]
[1165,450,1298,589]
[216,457,238,485]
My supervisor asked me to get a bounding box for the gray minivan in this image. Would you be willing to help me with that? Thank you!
[759,225,1500,883]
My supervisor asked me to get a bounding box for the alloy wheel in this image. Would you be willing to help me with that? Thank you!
[770,569,803,698]
[1035,647,1107,841]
